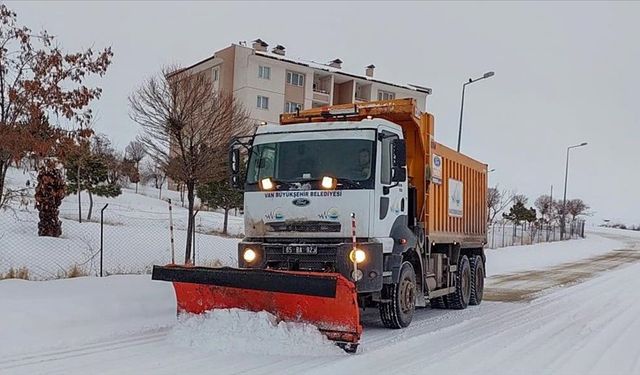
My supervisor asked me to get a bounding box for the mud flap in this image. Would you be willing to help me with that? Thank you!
[152,265,362,345]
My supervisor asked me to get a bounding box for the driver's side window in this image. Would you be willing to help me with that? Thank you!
[380,134,398,185]
[252,145,275,181]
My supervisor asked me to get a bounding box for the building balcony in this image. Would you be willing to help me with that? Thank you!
[313,85,330,94]
[312,91,330,103]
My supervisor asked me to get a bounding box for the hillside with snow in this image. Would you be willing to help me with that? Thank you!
[1,166,242,279]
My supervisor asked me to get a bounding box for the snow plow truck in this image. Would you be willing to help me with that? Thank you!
[153,98,488,353]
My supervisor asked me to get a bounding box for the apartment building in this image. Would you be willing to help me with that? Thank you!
[179,39,431,124]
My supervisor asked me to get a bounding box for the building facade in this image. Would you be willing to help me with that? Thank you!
[179,39,431,125]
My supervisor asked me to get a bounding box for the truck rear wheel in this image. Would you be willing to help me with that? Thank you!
[379,261,416,328]
[446,255,471,309]
[469,255,484,306]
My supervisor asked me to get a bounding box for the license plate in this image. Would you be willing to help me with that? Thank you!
[284,245,318,255]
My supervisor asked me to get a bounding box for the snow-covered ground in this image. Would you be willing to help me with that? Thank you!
[485,232,622,277]
[0,275,175,359]
[1,167,242,279]
[1,229,636,374]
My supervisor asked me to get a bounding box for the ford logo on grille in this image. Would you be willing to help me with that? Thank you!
[292,198,310,207]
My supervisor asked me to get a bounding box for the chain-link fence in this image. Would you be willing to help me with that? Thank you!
[0,193,242,280]
[487,220,585,249]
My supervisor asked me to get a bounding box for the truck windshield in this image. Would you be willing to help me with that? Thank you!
[246,138,375,188]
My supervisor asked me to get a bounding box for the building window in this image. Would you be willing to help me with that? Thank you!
[284,102,302,113]
[258,65,270,80]
[257,95,269,110]
[286,71,304,86]
[377,90,395,101]
[212,68,219,81]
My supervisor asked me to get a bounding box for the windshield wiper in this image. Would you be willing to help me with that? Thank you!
[336,178,362,188]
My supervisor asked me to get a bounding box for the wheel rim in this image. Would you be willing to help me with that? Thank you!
[399,278,415,314]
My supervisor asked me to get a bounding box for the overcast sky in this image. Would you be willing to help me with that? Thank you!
[9,1,640,225]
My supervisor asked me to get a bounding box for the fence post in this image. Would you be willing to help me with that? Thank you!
[491,224,495,248]
[192,210,199,266]
[168,199,175,264]
[100,203,109,277]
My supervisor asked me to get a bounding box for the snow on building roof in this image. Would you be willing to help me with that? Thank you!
[253,50,432,95]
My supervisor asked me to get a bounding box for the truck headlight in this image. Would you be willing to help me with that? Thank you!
[260,177,274,190]
[321,176,336,189]
[349,248,366,263]
[243,248,257,263]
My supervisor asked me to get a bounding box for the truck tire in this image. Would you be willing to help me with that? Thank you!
[469,255,484,306]
[379,261,416,329]
[446,255,471,309]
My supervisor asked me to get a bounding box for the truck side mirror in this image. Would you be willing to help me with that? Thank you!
[391,166,406,183]
[391,139,407,167]
[229,148,240,175]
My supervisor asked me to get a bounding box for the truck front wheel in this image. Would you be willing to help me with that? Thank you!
[379,261,416,328]
[446,255,471,309]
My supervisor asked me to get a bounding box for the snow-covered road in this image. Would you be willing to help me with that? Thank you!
[2,230,639,375]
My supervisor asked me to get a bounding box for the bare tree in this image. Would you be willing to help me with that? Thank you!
[534,195,553,223]
[141,159,167,199]
[566,198,589,222]
[125,140,145,193]
[553,199,568,226]
[129,66,250,264]
[487,185,515,224]
[512,194,528,205]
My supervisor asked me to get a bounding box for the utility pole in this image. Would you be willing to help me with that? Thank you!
[77,162,82,223]
[561,142,588,239]
[457,71,495,152]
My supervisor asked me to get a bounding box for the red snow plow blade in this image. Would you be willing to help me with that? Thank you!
[152,265,362,347]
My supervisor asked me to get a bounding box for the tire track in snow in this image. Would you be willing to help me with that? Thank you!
[0,329,168,371]
[485,248,640,302]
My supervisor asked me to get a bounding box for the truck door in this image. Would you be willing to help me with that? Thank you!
[374,127,406,246]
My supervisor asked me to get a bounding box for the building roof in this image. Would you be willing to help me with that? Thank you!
[254,50,432,95]
[169,43,432,95]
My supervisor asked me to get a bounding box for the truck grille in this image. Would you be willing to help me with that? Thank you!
[264,243,340,271]
[265,221,341,233]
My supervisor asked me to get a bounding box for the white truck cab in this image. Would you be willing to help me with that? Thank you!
[235,119,411,295]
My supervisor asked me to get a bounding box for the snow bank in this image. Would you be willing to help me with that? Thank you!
[168,309,343,356]
[0,275,175,357]
[485,233,623,277]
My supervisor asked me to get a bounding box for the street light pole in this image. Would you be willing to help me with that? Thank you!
[561,142,588,239]
[457,71,495,152]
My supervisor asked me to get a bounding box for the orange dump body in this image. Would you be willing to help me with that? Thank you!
[428,143,488,246]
